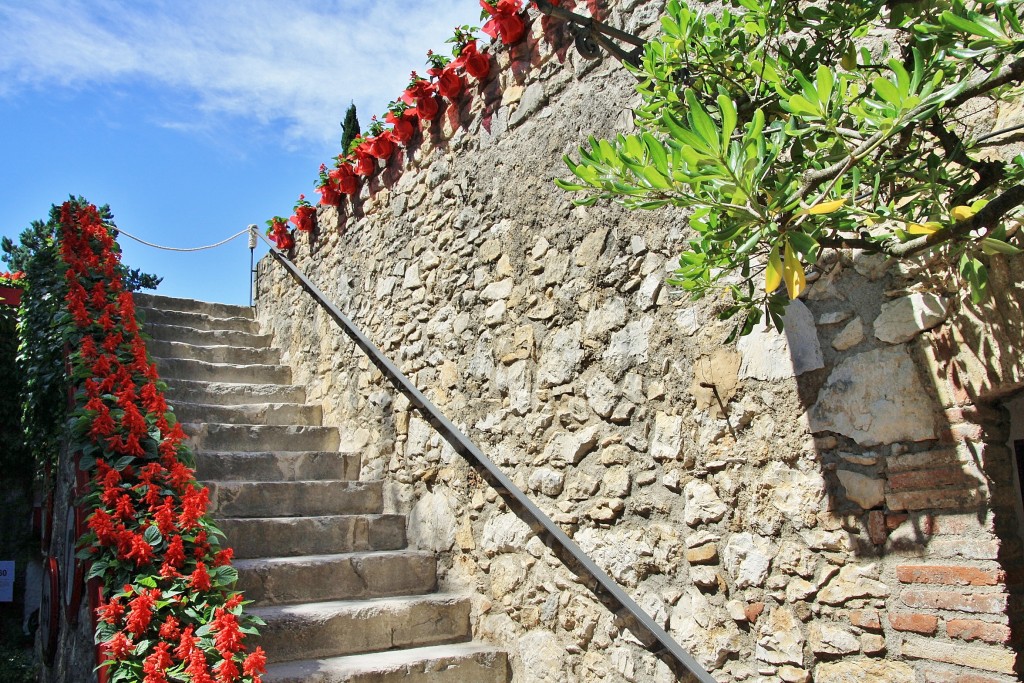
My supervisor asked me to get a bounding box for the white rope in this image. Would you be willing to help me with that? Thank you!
[115,226,254,252]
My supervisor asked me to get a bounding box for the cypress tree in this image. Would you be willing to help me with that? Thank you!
[340,103,360,153]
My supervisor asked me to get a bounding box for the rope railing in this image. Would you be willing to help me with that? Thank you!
[258,233,716,683]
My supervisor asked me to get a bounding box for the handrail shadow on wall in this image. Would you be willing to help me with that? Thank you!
[259,234,716,683]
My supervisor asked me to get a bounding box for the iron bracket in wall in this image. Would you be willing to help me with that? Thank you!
[533,0,646,66]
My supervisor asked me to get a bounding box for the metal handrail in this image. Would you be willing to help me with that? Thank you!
[259,235,716,683]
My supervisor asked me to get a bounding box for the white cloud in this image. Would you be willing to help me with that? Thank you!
[0,0,481,145]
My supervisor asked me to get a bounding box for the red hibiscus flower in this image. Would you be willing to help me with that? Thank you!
[366,131,396,160]
[434,65,464,100]
[403,76,440,121]
[385,108,417,144]
[454,40,491,80]
[331,162,360,195]
[353,147,377,177]
[481,0,526,45]
[290,196,316,232]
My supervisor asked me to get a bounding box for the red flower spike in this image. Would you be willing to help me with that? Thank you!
[189,562,212,592]
[104,632,134,660]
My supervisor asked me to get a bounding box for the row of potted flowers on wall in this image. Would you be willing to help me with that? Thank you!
[61,201,266,683]
[267,0,546,248]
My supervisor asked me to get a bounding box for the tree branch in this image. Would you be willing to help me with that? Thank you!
[882,182,1024,257]
[796,55,1024,202]
[928,117,1005,203]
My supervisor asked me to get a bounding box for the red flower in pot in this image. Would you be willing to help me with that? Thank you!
[364,118,397,160]
[352,139,377,177]
[427,50,464,101]
[289,194,316,232]
[481,0,526,45]
[402,72,440,121]
[385,103,418,144]
[331,159,360,195]
[315,163,342,206]
[452,40,491,80]
[265,216,295,250]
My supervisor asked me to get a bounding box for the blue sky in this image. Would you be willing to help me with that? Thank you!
[0,0,480,305]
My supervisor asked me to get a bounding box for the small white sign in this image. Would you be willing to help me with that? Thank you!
[0,561,13,602]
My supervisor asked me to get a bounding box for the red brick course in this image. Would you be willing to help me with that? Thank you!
[897,565,1005,587]
[901,589,1008,614]
[922,665,1016,683]
[947,619,1012,644]
[887,467,979,491]
[889,612,939,635]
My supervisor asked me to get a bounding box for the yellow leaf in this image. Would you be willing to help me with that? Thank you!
[783,241,806,300]
[951,205,975,221]
[800,198,847,216]
[907,221,942,234]
[765,245,783,293]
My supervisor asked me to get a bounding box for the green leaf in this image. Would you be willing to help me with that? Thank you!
[642,133,669,176]
[787,231,820,263]
[981,238,1022,255]
[685,89,720,154]
[941,10,1005,40]
[873,76,902,107]
[815,65,834,111]
[717,94,737,149]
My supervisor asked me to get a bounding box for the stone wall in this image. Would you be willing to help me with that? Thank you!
[254,2,1024,680]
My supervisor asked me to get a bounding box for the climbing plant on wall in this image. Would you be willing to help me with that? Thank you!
[556,0,1024,337]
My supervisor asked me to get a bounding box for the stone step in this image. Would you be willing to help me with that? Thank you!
[174,401,322,426]
[148,339,280,366]
[155,357,291,384]
[164,379,306,406]
[251,595,472,664]
[207,480,382,518]
[186,423,339,452]
[263,643,510,683]
[144,322,272,349]
[195,451,359,483]
[139,306,259,334]
[135,293,254,320]
[235,550,437,606]
[218,515,406,559]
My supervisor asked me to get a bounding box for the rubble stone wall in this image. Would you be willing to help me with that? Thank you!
[255,1,1024,680]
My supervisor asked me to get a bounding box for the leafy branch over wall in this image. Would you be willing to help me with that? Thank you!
[557,0,1024,337]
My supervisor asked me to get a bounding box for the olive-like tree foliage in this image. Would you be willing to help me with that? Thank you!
[557,0,1024,337]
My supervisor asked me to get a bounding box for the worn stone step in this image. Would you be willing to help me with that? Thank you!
[135,293,254,320]
[196,451,359,483]
[218,515,406,559]
[251,595,472,664]
[174,401,322,426]
[263,643,509,683]
[139,306,259,333]
[235,550,437,606]
[164,379,306,406]
[148,339,280,366]
[155,357,291,384]
[186,423,339,452]
[144,322,272,349]
[207,480,382,518]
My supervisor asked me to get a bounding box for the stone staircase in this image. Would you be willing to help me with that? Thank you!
[135,293,509,682]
